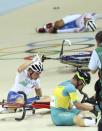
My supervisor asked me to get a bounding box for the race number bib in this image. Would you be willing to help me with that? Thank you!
[50,96,57,107]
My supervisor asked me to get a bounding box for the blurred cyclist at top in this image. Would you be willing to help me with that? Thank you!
[37,13,97,33]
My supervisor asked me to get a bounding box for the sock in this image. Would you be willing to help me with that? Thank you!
[84,118,96,126]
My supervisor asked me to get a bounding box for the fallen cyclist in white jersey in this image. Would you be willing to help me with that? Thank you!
[37,13,97,33]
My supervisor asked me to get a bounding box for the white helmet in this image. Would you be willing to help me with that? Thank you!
[30,61,43,73]
[85,20,96,32]
[29,54,43,73]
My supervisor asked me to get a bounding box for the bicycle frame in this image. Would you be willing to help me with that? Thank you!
[0,91,98,121]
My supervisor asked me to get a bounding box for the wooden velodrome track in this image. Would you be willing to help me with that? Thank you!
[0,0,102,131]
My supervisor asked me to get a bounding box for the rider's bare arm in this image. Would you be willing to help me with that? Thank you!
[74,102,94,111]
[35,88,42,97]
[17,61,33,73]
[90,69,97,74]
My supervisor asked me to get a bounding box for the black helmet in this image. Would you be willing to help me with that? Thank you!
[75,70,91,85]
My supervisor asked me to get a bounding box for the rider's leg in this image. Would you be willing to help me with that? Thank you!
[7,91,24,112]
[74,112,96,126]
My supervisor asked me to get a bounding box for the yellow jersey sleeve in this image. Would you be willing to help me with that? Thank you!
[69,92,79,103]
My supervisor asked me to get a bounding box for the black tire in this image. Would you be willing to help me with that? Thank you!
[15,91,27,121]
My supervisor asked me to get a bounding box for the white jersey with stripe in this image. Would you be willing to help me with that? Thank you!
[57,13,96,33]
[9,70,40,95]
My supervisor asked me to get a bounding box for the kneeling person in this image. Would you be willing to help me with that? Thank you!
[50,70,97,126]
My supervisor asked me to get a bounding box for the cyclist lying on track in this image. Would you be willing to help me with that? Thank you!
[37,12,97,33]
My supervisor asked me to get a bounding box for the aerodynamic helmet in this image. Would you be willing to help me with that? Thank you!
[75,70,91,85]
[30,61,43,73]
[85,20,96,32]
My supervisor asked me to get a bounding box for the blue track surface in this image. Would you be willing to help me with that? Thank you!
[0,0,40,15]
